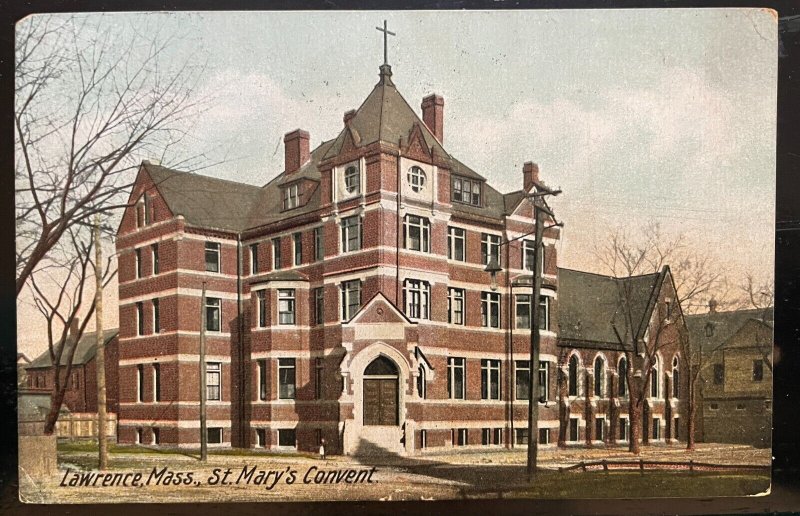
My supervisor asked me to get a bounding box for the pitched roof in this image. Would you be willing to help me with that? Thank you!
[144,162,263,232]
[685,308,774,352]
[557,268,662,349]
[27,329,119,369]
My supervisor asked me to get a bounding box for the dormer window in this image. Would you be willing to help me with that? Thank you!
[407,166,426,193]
[283,183,299,210]
[452,176,481,206]
[344,165,360,194]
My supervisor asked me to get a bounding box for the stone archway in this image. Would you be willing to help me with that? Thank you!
[362,355,399,426]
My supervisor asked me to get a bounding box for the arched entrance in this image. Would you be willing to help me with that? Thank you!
[362,355,399,426]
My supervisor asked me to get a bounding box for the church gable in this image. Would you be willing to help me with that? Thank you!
[403,123,432,162]
[117,163,174,236]
[348,293,412,325]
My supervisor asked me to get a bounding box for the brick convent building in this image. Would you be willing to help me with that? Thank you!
[115,63,687,453]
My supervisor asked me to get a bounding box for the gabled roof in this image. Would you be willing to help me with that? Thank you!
[27,329,119,369]
[145,162,263,232]
[557,268,663,350]
[686,308,774,352]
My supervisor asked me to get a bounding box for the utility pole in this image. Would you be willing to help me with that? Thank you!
[94,217,108,470]
[200,281,208,462]
[527,188,559,482]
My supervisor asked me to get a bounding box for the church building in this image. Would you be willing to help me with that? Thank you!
[114,49,687,454]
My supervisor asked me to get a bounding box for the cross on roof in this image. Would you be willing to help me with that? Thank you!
[375,20,396,66]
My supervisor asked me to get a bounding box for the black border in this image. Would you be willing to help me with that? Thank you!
[3,2,799,514]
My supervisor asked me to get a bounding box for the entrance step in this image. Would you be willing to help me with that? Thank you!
[354,425,405,456]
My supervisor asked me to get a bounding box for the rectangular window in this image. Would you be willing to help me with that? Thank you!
[753,360,764,382]
[569,418,579,442]
[315,358,323,400]
[713,363,724,385]
[516,294,531,329]
[344,165,361,195]
[403,279,430,319]
[404,215,430,252]
[205,297,221,332]
[283,183,299,210]
[152,298,160,334]
[494,428,503,445]
[420,430,427,449]
[153,364,161,402]
[206,362,221,401]
[341,216,362,253]
[447,227,466,261]
[515,360,530,400]
[341,280,361,321]
[258,360,267,401]
[207,428,223,444]
[151,244,159,275]
[136,302,144,336]
[135,248,142,278]
[205,242,220,273]
[257,290,267,328]
[538,428,550,445]
[277,429,296,447]
[256,428,266,447]
[455,428,468,446]
[272,238,282,270]
[250,244,259,275]
[447,357,466,400]
[136,201,144,228]
[538,296,550,331]
[515,428,529,445]
[144,194,152,224]
[480,233,500,266]
[481,359,501,400]
[482,428,492,446]
[674,417,680,440]
[278,289,296,325]
[152,427,160,445]
[71,371,79,389]
[619,418,629,441]
[314,227,324,261]
[452,176,481,206]
[314,287,325,325]
[539,361,549,402]
[481,292,500,328]
[136,428,142,444]
[595,417,604,441]
[652,418,660,440]
[278,358,296,400]
[293,233,302,265]
[136,365,144,403]
[447,288,465,325]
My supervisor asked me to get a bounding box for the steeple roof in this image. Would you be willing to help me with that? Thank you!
[323,65,449,160]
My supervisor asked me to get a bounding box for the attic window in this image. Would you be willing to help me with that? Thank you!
[452,176,481,206]
[705,323,714,337]
[344,165,360,194]
[407,166,426,193]
[283,183,299,210]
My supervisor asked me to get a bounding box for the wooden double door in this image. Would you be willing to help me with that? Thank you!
[363,377,398,426]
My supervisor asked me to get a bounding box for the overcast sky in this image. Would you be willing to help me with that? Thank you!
[16,9,777,357]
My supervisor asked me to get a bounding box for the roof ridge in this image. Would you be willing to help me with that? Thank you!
[145,163,261,190]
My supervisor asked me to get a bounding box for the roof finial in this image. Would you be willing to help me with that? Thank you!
[375,20,396,66]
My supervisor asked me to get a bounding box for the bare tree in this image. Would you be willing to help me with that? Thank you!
[29,227,115,435]
[593,221,730,313]
[738,273,774,371]
[15,14,205,296]
[616,274,682,454]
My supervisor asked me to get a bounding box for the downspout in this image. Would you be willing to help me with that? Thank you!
[506,228,513,448]
[396,141,402,304]
[236,236,245,448]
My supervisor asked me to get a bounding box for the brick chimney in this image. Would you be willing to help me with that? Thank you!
[343,109,356,125]
[708,298,718,313]
[284,129,310,174]
[421,94,444,143]
[523,162,539,190]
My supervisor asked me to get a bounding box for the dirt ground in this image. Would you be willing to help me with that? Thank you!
[18,442,771,503]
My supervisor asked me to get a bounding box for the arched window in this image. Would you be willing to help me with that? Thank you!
[568,355,579,397]
[618,357,628,397]
[650,356,661,398]
[672,356,680,399]
[417,366,426,399]
[594,356,605,397]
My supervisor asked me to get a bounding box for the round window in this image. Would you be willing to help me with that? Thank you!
[407,166,426,193]
[344,165,359,194]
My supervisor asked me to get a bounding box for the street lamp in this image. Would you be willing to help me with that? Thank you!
[485,255,502,291]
